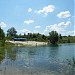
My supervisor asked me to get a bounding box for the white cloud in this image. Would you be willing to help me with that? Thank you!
[35,5,55,16]
[44,21,71,35]
[57,11,71,18]
[64,30,75,36]
[0,22,6,28]
[28,8,32,12]
[58,21,71,27]
[61,30,75,36]
[24,20,34,25]
[35,26,41,28]
[34,26,41,33]
[20,29,32,34]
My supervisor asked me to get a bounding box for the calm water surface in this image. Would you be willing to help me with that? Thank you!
[0,43,75,75]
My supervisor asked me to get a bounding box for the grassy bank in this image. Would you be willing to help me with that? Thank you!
[58,36,75,44]
[5,42,15,48]
[0,36,75,48]
[0,42,15,48]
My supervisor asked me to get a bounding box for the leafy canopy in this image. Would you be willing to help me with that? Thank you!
[0,27,5,46]
[7,27,17,37]
[49,31,59,44]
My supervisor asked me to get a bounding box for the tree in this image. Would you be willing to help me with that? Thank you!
[7,27,17,37]
[58,34,62,43]
[32,33,37,38]
[0,27,5,46]
[59,34,62,40]
[67,39,70,43]
[42,34,47,40]
[49,31,59,44]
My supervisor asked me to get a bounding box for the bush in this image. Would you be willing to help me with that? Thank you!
[49,31,59,44]
[0,27,5,46]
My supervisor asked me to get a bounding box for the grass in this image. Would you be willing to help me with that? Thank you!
[4,42,15,48]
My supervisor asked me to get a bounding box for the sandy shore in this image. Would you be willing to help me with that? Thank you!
[6,41,47,46]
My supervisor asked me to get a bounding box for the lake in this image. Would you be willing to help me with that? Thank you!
[0,43,75,75]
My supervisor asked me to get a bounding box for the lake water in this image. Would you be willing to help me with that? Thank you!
[0,43,75,75]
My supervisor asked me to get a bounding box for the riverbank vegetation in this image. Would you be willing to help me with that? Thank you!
[49,31,59,44]
[0,27,5,47]
[6,27,75,43]
[0,27,75,47]
[5,33,75,43]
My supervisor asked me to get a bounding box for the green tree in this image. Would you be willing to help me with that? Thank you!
[59,34,62,40]
[32,33,37,38]
[42,34,47,40]
[58,34,62,43]
[49,31,59,44]
[7,27,17,37]
[0,27,5,46]
[67,39,70,43]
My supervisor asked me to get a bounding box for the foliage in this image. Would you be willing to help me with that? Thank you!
[67,39,70,43]
[5,27,75,43]
[4,42,15,48]
[59,34,62,40]
[10,33,48,42]
[49,31,59,44]
[7,27,17,37]
[60,36,75,43]
[0,27,5,46]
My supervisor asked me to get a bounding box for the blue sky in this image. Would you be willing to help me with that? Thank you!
[0,0,74,35]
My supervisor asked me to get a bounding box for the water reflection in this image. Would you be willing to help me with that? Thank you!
[7,47,17,61]
[49,44,59,47]
[0,48,5,63]
[0,44,74,75]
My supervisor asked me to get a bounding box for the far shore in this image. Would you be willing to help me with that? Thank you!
[6,41,48,46]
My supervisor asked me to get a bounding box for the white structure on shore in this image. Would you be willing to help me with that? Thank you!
[6,41,47,46]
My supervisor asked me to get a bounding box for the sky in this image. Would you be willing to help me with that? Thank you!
[0,0,74,36]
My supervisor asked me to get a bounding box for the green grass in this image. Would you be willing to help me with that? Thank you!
[58,36,75,43]
[4,42,15,48]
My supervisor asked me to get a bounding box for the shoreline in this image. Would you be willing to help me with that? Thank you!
[6,41,48,46]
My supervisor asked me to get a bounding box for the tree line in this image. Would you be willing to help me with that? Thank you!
[6,27,48,42]
[0,27,75,46]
